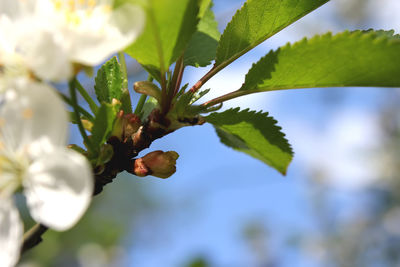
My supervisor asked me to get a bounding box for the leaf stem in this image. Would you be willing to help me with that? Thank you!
[165,54,185,113]
[59,93,94,121]
[74,78,98,114]
[134,94,147,115]
[172,55,185,97]
[202,90,247,107]
[189,64,223,94]
[69,79,95,152]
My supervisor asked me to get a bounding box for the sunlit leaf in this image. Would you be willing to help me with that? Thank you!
[206,108,293,175]
[125,0,199,80]
[215,0,329,70]
[94,57,131,113]
[184,2,220,67]
[240,30,400,93]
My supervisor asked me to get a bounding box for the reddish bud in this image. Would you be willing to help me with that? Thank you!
[123,114,141,139]
[111,111,141,142]
[133,158,149,177]
[141,150,179,178]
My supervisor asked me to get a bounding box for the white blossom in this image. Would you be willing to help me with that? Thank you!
[0,79,94,266]
[0,0,145,81]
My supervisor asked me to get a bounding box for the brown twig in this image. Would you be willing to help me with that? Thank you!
[172,56,185,97]
[189,66,216,93]
[201,90,247,107]
[21,224,48,255]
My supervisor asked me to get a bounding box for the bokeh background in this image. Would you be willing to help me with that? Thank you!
[18,0,400,266]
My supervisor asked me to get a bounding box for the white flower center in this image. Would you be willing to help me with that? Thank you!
[50,0,112,26]
[0,151,27,198]
[0,108,34,197]
[0,55,31,90]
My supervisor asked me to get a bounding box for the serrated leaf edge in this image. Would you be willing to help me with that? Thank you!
[215,0,330,67]
[241,29,400,91]
[209,107,293,155]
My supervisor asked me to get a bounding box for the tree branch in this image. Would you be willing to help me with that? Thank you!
[20,108,177,255]
[21,224,48,255]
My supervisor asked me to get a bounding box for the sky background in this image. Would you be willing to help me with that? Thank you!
[59,1,400,266]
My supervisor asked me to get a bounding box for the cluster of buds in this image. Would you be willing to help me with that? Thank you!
[130,150,179,179]
[111,110,142,144]
[108,111,179,179]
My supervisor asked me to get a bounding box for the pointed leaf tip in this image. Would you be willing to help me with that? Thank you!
[215,0,329,69]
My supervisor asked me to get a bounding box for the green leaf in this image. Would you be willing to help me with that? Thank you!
[240,30,400,93]
[199,0,212,18]
[363,29,400,38]
[125,0,199,80]
[91,103,120,153]
[184,3,220,67]
[205,108,293,175]
[215,0,329,69]
[94,57,131,113]
[174,89,209,117]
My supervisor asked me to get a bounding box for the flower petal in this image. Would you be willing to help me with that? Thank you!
[24,148,93,231]
[69,4,145,65]
[0,198,23,267]
[0,80,68,155]
[20,29,72,81]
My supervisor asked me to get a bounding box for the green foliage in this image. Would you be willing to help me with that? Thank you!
[91,103,120,155]
[94,57,131,113]
[240,30,400,93]
[140,96,159,120]
[134,81,162,103]
[215,0,329,69]
[184,3,220,67]
[206,108,293,175]
[125,0,200,80]
[198,0,212,17]
[173,88,215,118]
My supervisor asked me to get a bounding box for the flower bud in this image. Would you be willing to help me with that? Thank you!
[134,81,162,103]
[123,113,141,139]
[141,150,179,178]
[111,111,141,142]
[110,110,125,140]
[133,158,149,177]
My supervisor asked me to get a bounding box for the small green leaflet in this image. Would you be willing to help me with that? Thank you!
[215,0,329,70]
[205,108,293,175]
[184,3,220,67]
[125,0,199,80]
[240,30,400,93]
[94,57,131,113]
[91,103,120,155]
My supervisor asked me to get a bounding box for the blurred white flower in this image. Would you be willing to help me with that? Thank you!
[0,0,145,81]
[0,79,93,267]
